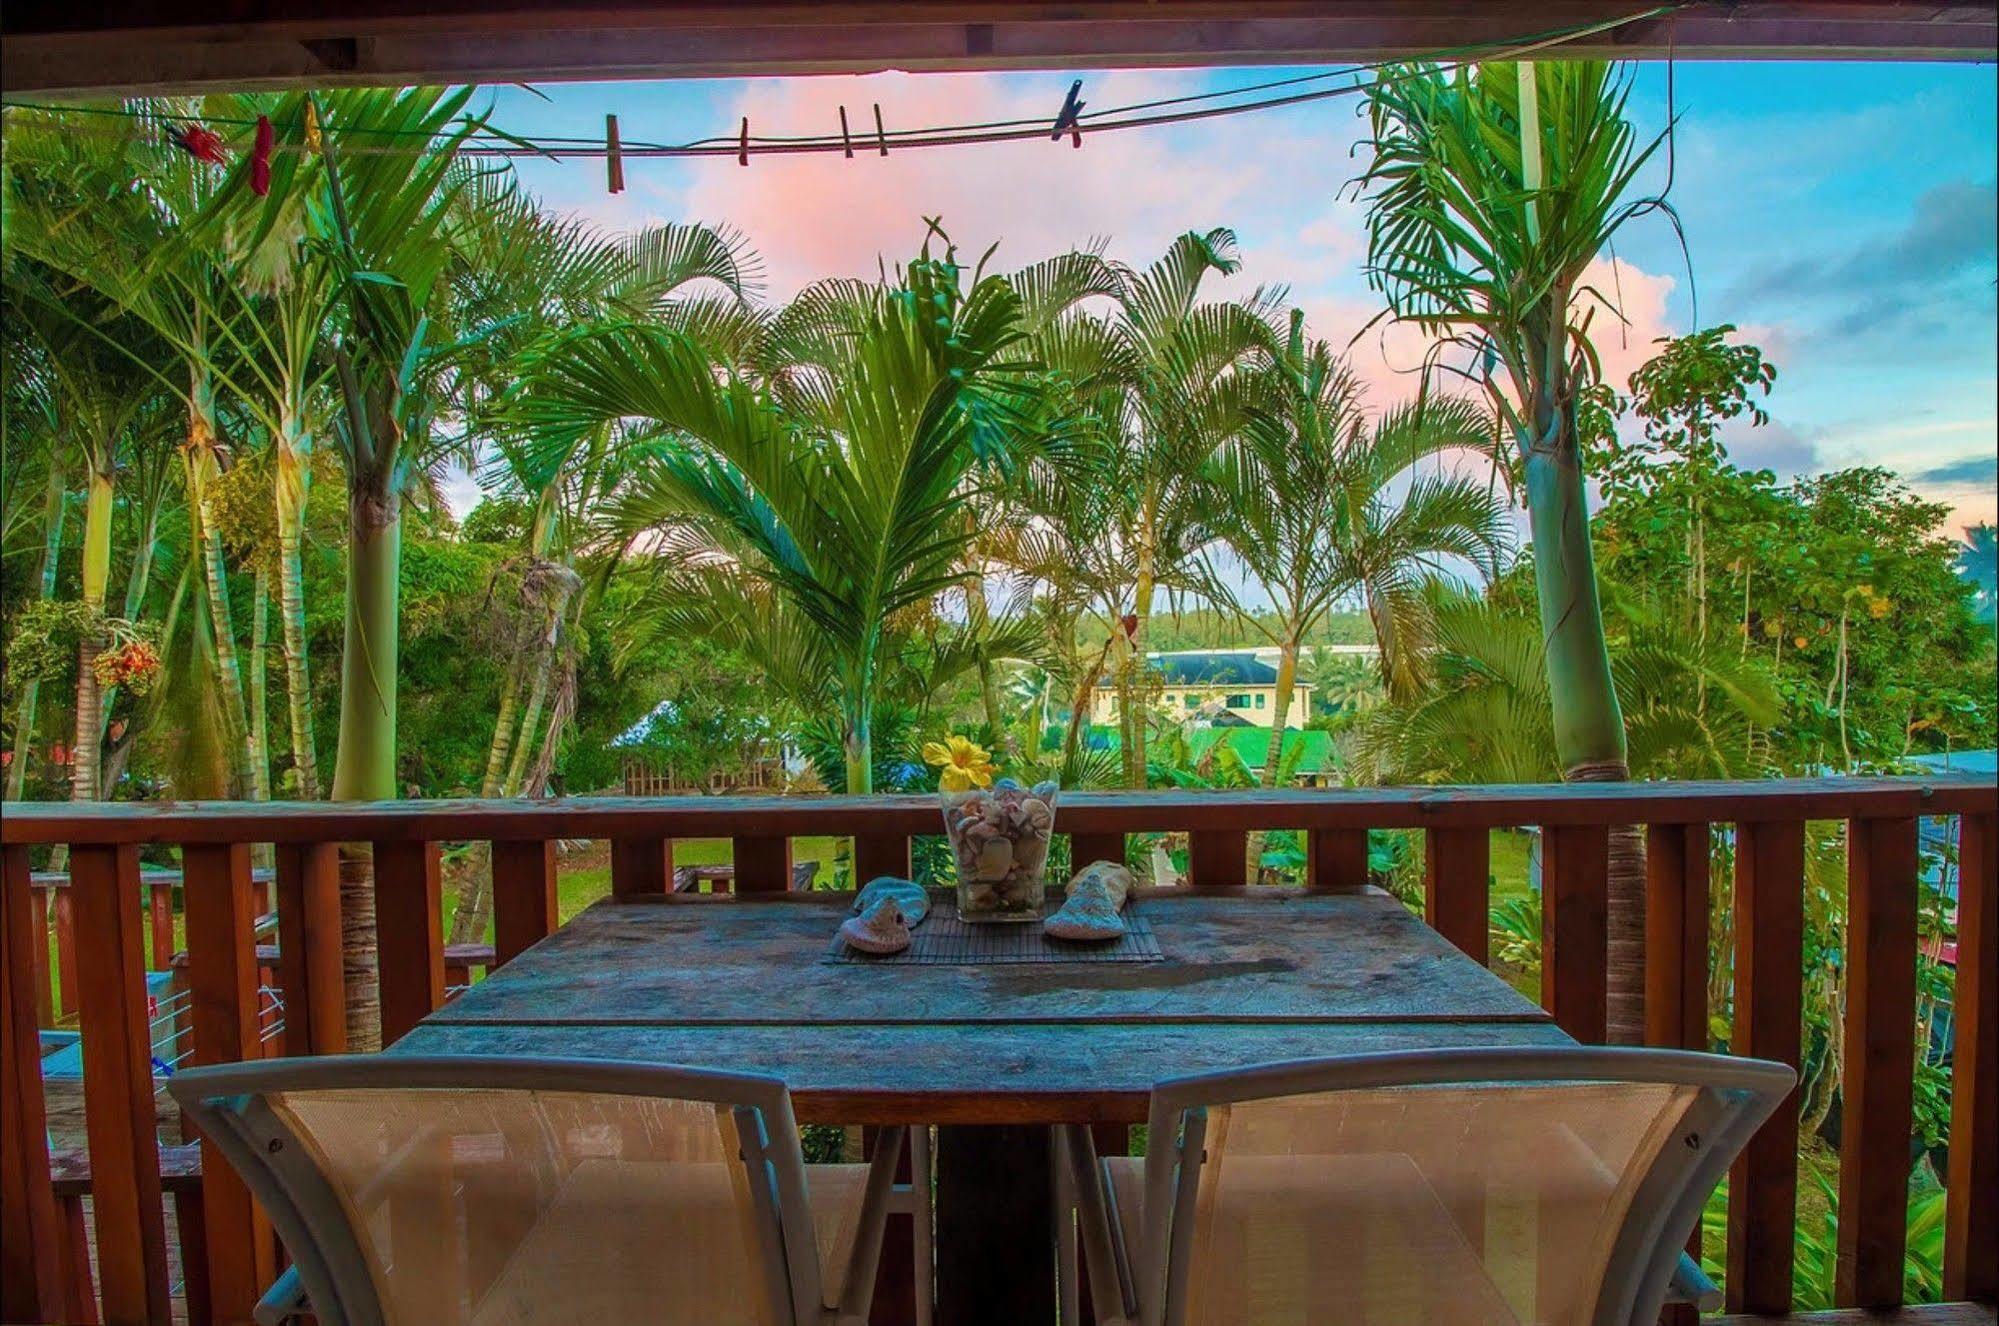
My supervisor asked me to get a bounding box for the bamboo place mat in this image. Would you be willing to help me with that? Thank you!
[828,905,1163,965]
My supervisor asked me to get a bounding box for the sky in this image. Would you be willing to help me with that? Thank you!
[471,59,1998,536]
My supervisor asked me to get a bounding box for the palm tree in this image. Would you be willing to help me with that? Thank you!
[1355,59,1673,1040]
[1023,233,1279,784]
[1195,309,1506,794]
[510,229,1039,791]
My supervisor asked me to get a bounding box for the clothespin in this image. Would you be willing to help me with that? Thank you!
[873,103,888,156]
[172,123,227,165]
[605,114,625,194]
[249,114,274,196]
[738,116,749,167]
[1051,79,1085,148]
[839,106,854,159]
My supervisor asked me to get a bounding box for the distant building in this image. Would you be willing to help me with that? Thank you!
[1092,650,1316,730]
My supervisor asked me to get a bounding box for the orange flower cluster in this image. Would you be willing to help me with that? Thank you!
[92,639,163,694]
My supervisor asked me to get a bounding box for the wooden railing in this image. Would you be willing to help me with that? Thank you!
[3,776,1994,1324]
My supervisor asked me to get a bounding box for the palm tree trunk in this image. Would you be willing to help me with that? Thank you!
[1248,639,1301,879]
[1523,430,1640,1044]
[69,467,115,803]
[502,649,553,796]
[7,463,67,800]
[275,418,320,798]
[843,698,873,795]
[331,499,402,1051]
[479,665,524,797]
[1062,635,1116,782]
[185,400,261,800]
[250,566,271,803]
[1125,518,1158,787]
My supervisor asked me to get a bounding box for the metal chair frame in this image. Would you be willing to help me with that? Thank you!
[1058,1045,1793,1326]
[171,1054,908,1326]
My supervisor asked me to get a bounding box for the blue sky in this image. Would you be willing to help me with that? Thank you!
[480,59,1997,532]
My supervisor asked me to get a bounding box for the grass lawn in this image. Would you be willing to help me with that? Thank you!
[551,835,846,922]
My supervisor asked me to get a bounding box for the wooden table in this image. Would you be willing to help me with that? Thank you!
[396,888,1568,1322]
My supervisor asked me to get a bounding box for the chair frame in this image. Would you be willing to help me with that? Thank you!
[171,1054,907,1326]
[1060,1045,1793,1326]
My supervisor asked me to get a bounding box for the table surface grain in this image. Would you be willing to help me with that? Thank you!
[396,888,1569,1124]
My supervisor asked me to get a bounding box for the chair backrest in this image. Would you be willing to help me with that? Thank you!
[170,1055,825,1326]
[1134,1046,1793,1326]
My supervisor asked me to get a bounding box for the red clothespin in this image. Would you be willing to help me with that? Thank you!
[605,114,625,194]
[839,106,854,159]
[738,116,749,167]
[873,103,888,157]
[250,114,274,196]
[1051,79,1085,148]
[173,123,227,165]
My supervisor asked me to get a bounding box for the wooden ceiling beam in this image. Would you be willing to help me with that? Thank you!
[3,3,1993,96]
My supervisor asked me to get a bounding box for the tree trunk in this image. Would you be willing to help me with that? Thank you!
[843,702,873,795]
[68,468,115,803]
[1061,635,1115,782]
[186,407,260,800]
[331,499,402,1051]
[503,647,553,797]
[7,463,67,800]
[1247,638,1301,877]
[479,664,523,797]
[250,566,271,805]
[1124,519,1158,788]
[275,417,320,798]
[1524,433,1640,1044]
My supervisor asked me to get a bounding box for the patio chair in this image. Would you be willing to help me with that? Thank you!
[169,1055,910,1326]
[1058,1046,1793,1326]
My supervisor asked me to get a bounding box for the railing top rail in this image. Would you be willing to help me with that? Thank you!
[2,776,1992,846]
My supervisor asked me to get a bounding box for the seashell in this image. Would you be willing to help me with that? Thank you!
[981,802,1008,830]
[1070,861,1135,911]
[964,883,1000,911]
[1032,781,1059,801]
[973,837,1014,880]
[1018,797,1052,833]
[839,897,911,954]
[854,876,929,927]
[996,777,1024,791]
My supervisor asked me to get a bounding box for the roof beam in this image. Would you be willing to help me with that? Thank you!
[3,3,1993,96]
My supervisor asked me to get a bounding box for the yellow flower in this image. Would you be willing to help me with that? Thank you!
[923,735,996,792]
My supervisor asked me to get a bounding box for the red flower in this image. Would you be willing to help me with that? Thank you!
[250,115,274,196]
[174,125,227,165]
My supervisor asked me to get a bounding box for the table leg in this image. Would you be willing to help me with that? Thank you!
[936,1125,1055,1324]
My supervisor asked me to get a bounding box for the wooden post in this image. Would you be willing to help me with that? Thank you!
[68,843,172,1324]
[275,842,345,1055]
[1726,817,1805,1315]
[1188,830,1246,889]
[372,841,445,1045]
[29,884,54,1028]
[146,879,173,971]
[732,836,792,893]
[1944,810,1996,1302]
[610,836,672,897]
[492,840,559,969]
[181,843,277,1320]
[854,835,912,886]
[1834,816,1918,1308]
[52,886,78,1022]
[1423,827,1489,964]
[1305,828,1368,893]
[1541,824,1609,1043]
[1644,823,1709,1051]
[2,847,65,1323]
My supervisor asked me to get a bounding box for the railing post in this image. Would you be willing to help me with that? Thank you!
[146,878,173,971]
[1424,828,1489,965]
[275,843,345,1055]
[2,846,65,1323]
[52,885,78,1023]
[69,843,173,1324]
[1945,810,1996,1302]
[372,841,445,1046]
[29,883,54,1028]
[181,843,277,1320]
[854,835,912,886]
[1305,829,1368,893]
[1541,824,1608,1043]
[1188,830,1247,889]
[733,835,793,893]
[1726,818,1805,1315]
[492,840,559,968]
[1834,815,1918,1308]
[1644,823,1709,1051]
[610,836,672,897]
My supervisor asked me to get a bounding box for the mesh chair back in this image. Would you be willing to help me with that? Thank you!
[1137,1048,1791,1326]
[173,1057,818,1326]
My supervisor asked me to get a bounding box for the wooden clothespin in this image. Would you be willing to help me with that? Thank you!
[1051,79,1085,148]
[873,102,888,156]
[738,116,750,167]
[839,106,854,159]
[605,114,625,194]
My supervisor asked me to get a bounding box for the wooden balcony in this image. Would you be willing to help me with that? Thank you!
[3,775,1994,1324]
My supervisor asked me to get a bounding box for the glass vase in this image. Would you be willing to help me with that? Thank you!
[941,779,1058,922]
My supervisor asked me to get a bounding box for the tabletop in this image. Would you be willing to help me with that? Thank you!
[397,887,1567,1123]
